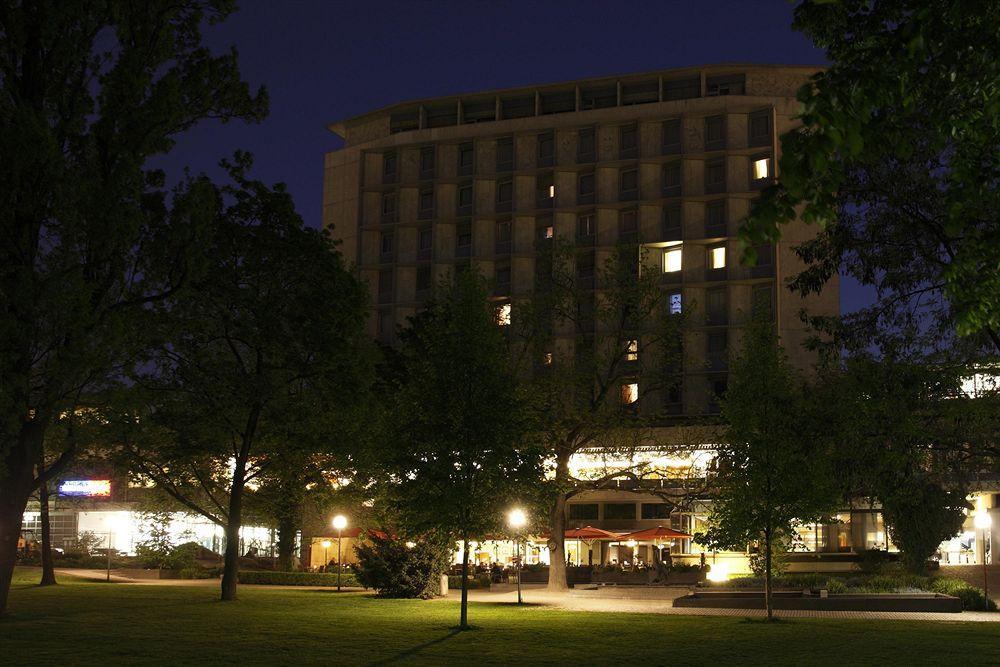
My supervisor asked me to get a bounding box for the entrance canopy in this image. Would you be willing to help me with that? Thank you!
[621,525,692,541]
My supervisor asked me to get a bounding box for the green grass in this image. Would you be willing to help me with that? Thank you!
[3,567,1000,665]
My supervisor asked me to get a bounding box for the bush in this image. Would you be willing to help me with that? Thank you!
[826,578,847,594]
[178,567,216,580]
[237,570,360,588]
[857,549,894,574]
[448,574,491,590]
[354,532,452,598]
[927,577,998,611]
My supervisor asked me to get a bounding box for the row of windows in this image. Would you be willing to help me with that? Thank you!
[388,73,751,133]
[381,110,772,184]
[568,502,679,521]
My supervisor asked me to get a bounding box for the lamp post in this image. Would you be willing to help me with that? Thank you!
[974,509,992,603]
[507,508,527,604]
[320,539,331,571]
[104,514,123,582]
[332,515,347,591]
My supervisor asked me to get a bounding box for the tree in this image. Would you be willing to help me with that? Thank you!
[510,241,706,591]
[381,272,542,630]
[698,316,837,620]
[742,0,1000,353]
[0,0,265,615]
[121,160,369,601]
[354,532,452,599]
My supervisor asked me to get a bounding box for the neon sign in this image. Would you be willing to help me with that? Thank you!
[58,480,111,497]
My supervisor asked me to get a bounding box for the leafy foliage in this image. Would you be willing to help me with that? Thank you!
[354,532,452,599]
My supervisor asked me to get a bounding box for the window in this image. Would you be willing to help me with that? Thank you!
[708,331,728,371]
[751,155,772,187]
[578,127,596,162]
[496,302,511,326]
[496,177,513,212]
[706,73,745,96]
[621,382,639,405]
[662,118,681,154]
[620,123,638,159]
[379,232,393,257]
[626,339,638,362]
[416,266,432,292]
[706,287,727,325]
[497,136,514,172]
[537,171,554,207]
[663,204,682,240]
[389,111,419,134]
[705,158,726,194]
[705,116,725,151]
[382,151,397,183]
[709,245,727,270]
[663,76,701,101]
[462,99,495,124]
[753,283,774,319]
[581,86,617,110]
[620,209,638,235]
[456,220,472,255]
[378,269,393,304]
[418,227,433,256]
[457,181,473,214]
[577,251,596,280]
[669,290,683,315]
[663,245,682,273]
[662,161,681,197]
[622,80,658,105]
[501,96,534,120]
[537,216,554,241]
[540,90,575,115]
[543,351,553,365]
[620,167,638,200]
[538,131,554,166]
[569,503,599,520]
[495,262,511,287]
[641,503,671,520]
[709,376,727,412]
[458,142,474,175]
[577,212,596,239]
[705,200,726,236]
[418,187,434,220]
[380,192,397,223]
[748,109,772,147]
[578,171,595,204]
[496,218,512,252]
[419,146,435,179]
[604,503,636,520]
[426,103,458,128]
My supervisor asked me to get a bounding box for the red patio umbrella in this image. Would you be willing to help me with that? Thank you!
[564,526,622,566]
[620,525,693,541]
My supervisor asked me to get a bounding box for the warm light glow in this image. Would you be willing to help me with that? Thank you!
[706,563,730,582]
[543,352,553,365]
[753,157,771,180]
[544,226,554,239]
[974,509,993,531]
[508,508,528,529]
[626,340,638,362]
[710,246,726,269]
[626,539,638,549]
[405,541,417,549]
[548,184,555,198]
[332,515,348,531]
[621,383,639,405]
[497,303,511,326]
[663,247,682,273]
[321,539,332,549]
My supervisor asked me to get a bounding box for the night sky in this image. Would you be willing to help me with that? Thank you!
[161,0,866,312]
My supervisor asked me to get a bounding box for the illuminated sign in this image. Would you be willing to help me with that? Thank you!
[58,480,111,497]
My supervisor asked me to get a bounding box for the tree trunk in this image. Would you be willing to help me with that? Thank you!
[459,534,470,630]
[276,512,297,572]
[546,454,571,592]
[764,527,773,621]
[38,473,56,587]
[220,467,246,602]
[0,421,46,616]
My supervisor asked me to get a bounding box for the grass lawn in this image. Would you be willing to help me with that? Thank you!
[3,568,999,665]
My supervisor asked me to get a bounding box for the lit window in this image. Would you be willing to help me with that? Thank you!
[549,184,555,198]
[669,291,682,314]
[626,340,638,362]
[709,246,726,269]
[621,383,639,405]
[544,226,554,239]
[496,303,511,326]
[663,246,683,273]
[753,157,771,180]
[543,352,553,365]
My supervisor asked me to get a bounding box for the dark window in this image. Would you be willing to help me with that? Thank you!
[537,171,554,208]
[604,503,636,520]
[663,204,682,240]
[622,80,658,105]
[379,232,393,258]
[419,146,435,179]
[706,73,745,96]
[378,269,393,304]
[663,76,701,101]
[620,123,638,159]
[389,111,419,134]
[707,331,728,371]
[749,244,774,278]
[662,161,682,197]
[705,158,726,194]
[753,283,774,320]
[568,504,599,520]
[705,200,727,237]
[418,227,433,260]
[496,177,513,212]
[709,376,728,413]
[458,142,474,175]
[462,99,495,124]
[495,261,511,288]
[380,192,397,224]
[457,181,473,215]
[581,86,617,110]
[426,103,458,128]
[641,503,671,520]
[456,220,472,256]
[578,171,595,204]
[619,167,638,201]
[705,116,726,151]
[495,218,512,253]
[501,95,535,120]
[706,287,727,325]
[496,137,514,172]
[662,118,682,154]
[577,127,596,163]
[577,251,596,280]
[577,212,596,240]
[748,109,772,147]
[538,131,555,166]
[418,187,434,220]
[416,265,432,292]
[382,151,398,183]
[540,90,576,115]
[620,209,638,236]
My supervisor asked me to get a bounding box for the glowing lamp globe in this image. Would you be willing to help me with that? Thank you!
[508,508,527,529]
[332,515,348,531]
[974,510,993,531]
[320,540,331,549]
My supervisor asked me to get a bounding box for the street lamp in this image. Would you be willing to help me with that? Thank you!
[974,509,992,603]
[320,539,331,571]
[104,514,124,582]
[332,515,348,591]
[507,508,527,604]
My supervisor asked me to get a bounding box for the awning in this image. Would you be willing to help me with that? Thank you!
[564,526,622,540]
[620,525,692,541]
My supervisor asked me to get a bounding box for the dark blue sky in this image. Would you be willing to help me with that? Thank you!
[162,0,865,312]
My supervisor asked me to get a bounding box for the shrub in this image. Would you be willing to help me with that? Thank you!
[178,567,215,580]
[857,549,894,574]
[448,574,491,590]
[354,532,452,598]
[927,577,998,611]
[237,570,360,588]
[825,578,847,594]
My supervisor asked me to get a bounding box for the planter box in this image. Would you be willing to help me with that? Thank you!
[673,590,962,613]
[592,569,705,586]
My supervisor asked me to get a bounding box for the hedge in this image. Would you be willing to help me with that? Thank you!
[448,574,491,590]
[237,570,361,588]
